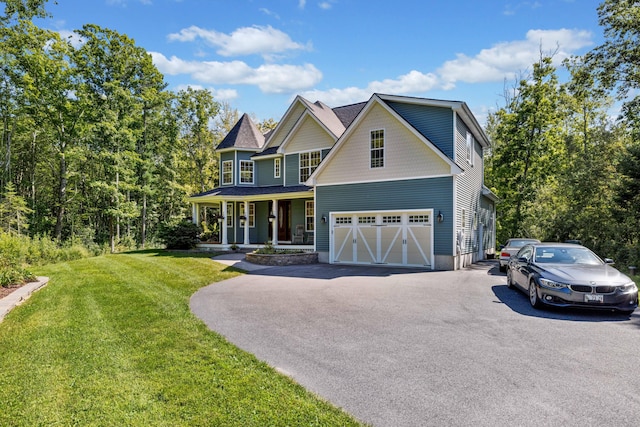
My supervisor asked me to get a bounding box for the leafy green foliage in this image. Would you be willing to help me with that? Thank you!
[158,219,202,249]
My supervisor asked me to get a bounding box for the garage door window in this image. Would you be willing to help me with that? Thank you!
[383,215,401,224]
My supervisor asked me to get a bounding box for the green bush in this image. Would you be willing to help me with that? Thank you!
[158,220,202,249]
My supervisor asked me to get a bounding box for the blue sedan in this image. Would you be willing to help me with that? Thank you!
[507,243,638,314]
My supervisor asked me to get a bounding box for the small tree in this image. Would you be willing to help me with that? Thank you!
[0,182,32,235]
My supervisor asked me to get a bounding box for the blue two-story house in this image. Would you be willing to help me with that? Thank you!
[189,93,497,270]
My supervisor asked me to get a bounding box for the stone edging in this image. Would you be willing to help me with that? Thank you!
[0,277,49,322]
[245,252,318,266]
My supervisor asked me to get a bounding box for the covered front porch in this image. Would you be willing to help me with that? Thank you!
[189,186,316,251]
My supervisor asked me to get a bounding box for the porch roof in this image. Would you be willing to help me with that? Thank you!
[189,185,313,202]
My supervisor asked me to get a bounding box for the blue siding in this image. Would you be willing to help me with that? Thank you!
[256,158,283,187]
[285,154,299,186]
[315,177,454,254]
[386,102,455,158]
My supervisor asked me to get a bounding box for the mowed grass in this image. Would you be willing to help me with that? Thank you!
[0,251,362,426]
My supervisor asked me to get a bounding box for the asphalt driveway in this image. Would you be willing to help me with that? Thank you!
[190,258,640,427]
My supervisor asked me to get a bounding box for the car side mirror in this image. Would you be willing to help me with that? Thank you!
[604,258,615,265]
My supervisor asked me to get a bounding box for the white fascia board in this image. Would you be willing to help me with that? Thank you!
[377,94,490,148]
[313,173,456,187]
[264,96,307,149]
[308,94,464,186]
[189,191,314,204]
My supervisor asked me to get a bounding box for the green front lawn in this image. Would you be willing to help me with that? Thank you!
[0,250,362,426]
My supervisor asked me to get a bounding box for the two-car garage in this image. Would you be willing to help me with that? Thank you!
[330,209,434,269]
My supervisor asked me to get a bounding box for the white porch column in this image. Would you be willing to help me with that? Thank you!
[271,199,278,245]
[192,203,199,225]
[243,201,250,245]
[221,201,228,245]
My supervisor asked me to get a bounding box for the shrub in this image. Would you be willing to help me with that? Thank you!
[158,220,202,249]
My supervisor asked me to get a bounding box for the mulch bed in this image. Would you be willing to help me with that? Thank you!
[0,283,26,299]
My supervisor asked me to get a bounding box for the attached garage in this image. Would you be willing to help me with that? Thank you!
[330,209,434,269]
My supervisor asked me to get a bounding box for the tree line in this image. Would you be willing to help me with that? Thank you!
[485,0,640,268]
[1,1,639,270]
[0,1,277,251]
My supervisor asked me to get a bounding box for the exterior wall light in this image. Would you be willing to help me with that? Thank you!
[437,211,444,223]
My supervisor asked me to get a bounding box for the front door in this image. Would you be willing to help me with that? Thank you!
[278,200,291,241]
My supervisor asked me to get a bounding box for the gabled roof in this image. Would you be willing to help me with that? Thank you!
[303,99,346,138]
[307,93,464,185]
[217,113,265,151]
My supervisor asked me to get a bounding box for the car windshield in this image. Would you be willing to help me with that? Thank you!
[534,247,603,265]
[508,239,538,248]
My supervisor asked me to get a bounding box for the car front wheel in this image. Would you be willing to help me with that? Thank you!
[529,280,543,308]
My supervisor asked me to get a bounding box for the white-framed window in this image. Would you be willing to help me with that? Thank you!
[299,150,322,183]
[226,204,234,228]
[305,201,314,232]
[274,158,281,178]
[222,160,233,185]
[370,129,385,168]
[239,203,255,227]
[466,132,474,165]
[240,160,254,184]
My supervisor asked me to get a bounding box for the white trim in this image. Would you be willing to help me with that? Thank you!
[369,128,386,170]
[452,175,458,258]
[221,160,233,185]
[298,149,322,184]
[239,160,255,184]
[263,96,306,150]
[314,173,456,187]
[307,94,463,185]
[329,208,434,269]
[305,200,314,232]
[234,151,238,186]
[277,110,340,153]
[274,157,281,178]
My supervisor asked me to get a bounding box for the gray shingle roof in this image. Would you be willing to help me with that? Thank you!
[332,101,367,128]
[217,113,265,150]
[192,185,312,198]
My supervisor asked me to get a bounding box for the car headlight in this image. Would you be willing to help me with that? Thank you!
[539,278,568,289]
[619,282,638,293]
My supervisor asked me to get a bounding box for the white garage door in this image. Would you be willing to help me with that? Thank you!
[330,210,433,268]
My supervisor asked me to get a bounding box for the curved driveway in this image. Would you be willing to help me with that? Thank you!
[190,257,640,427]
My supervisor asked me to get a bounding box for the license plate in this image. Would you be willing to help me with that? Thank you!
[585,294,604,303]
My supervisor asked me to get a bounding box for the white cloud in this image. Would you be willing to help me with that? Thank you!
[438,28,593,87]
[58,30,85,48]
[299,0,307,9]
[173,84,238,101]
[300,70,440,106]
[319,2,332,9]
[298,28,592,108]
[168,25,310,59]
[150,52,322,94]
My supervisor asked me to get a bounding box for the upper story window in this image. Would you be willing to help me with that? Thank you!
[274,158,281,179]
[222,160,233,185]
[299,150,321,183]
[240,160,254,184]
[370,129,385,168]
[466,132,474,165]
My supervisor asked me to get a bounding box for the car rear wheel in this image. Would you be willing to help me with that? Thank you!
[528,280,543,308]
[506,269,514,288]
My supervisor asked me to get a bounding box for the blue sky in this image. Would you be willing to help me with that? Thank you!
[38,0,605,124]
